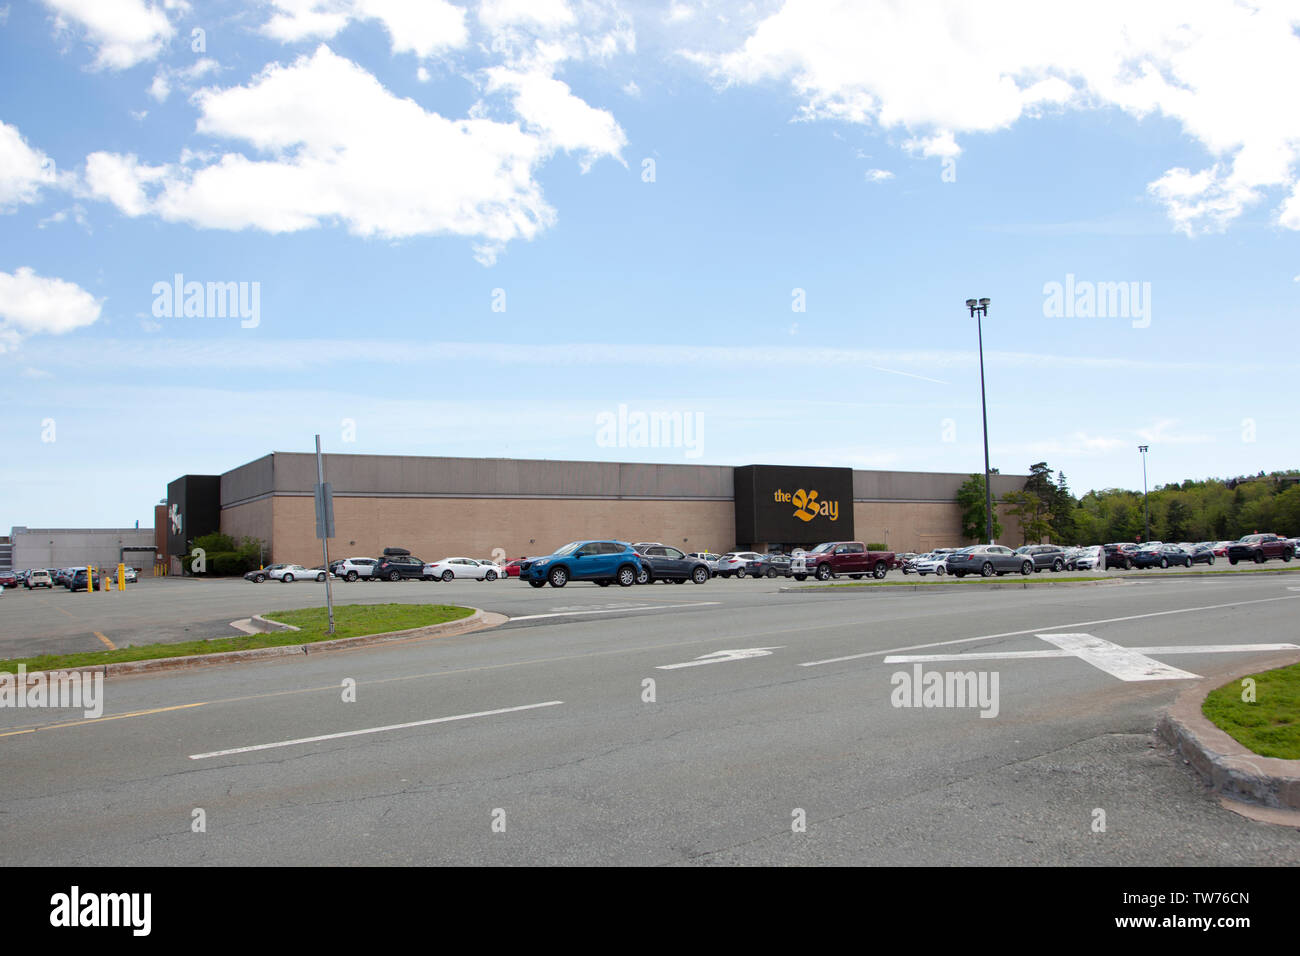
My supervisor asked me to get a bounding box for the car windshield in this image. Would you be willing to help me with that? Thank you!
[552,541,584,556]
[809,543,834,554]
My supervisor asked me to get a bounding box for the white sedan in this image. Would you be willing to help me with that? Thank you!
[270,564,329,583]
[910,553,948,576]
[422,558,502,582]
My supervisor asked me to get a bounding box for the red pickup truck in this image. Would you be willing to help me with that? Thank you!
[1227,534,1295,565]
[791,541,896,581]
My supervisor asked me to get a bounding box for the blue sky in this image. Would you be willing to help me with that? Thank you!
[2,0,1299,530]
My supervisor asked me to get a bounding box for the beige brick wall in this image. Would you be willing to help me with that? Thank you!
[854,501,1025,552]
[221,498,274,554]
[268,496,738,565]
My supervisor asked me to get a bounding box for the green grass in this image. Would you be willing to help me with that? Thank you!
[0,603,474,674]
[1202,662,1300,760]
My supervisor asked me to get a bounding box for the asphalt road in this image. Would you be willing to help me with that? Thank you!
[2,572,1298,865]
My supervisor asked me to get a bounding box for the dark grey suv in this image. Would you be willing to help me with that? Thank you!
[1015,544,1066,572]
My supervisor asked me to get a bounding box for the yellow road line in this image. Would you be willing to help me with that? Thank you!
[94,631,116,650]
[0,702,207,737]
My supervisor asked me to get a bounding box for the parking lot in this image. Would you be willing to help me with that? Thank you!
[3,561,1298,661]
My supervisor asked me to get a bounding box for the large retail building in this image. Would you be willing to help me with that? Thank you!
[165,453,1028,570]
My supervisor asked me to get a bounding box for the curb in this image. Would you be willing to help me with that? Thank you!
[779,578,1125,593]
[1156,675,1300,811]
[8,608,502,682]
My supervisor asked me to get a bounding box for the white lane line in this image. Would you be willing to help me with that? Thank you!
[510,602,720,622]
[883,634,1300,682]
[1035,633,1201,681]
[799,593,1300,667]
[188,700,563,760]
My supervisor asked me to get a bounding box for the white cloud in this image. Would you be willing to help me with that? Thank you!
[0,121,58,208]
[149,56,220,103]
[0,267,101,352]
[622,80,640,97]
[485,67,626,169]
[83,46,570,261]
[478,0,575,32]
[262,0,468,56]
[864,168,892,182]
[42,0,176,70]
[699,0,1300,234]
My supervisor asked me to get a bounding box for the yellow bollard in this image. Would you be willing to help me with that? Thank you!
[86,564,93,595]
[117,563,126,591]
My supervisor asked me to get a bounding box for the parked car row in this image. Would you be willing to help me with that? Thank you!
[244,548,512,583]
[0,566,137,592]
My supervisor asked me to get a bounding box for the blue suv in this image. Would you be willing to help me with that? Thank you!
[520,540,643,588]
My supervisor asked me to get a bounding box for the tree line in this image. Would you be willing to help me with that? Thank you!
[958,465,1300,546]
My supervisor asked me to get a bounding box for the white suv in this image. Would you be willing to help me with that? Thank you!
[25,570,53,589]
[335,557,378,582]
[715,552,762,578]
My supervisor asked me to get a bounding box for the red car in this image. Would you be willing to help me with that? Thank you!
[0,572,19,589]
[504,558,525,578]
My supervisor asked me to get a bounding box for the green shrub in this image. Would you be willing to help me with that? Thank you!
[866,542,889,551]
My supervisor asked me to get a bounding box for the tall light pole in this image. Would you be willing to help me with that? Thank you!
[1138,444,1150,543]
[966,297,994,543]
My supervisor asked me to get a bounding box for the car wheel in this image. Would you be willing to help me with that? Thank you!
[617,565,637,587]
[316,573,326,582]
[1208,556,1215,565]
[1021,561,1033,575]
[442,570,454,582]
[692,566,709,584]
[346,571,358,582]
[1255,551,1266,564]
[981,562,994,578]
[873,561,888,579]
[548,566,568,588]
[1052,559,1063,572]
[389,571,401,581]
[954,571,966,578]
[1229,556,1238,565]
[766,568,777,579]
[596,579,610,587]
[736,567,747,579]
[793,574,807,581]
[1123,559,1133,570]
[1160,557,1169,569]
[815,564,832,581]
[283,574,294,583]
[486,570,498,581]
[635,567,650,585]
[529,580,545,588]
[253,574,266,583]
[1185,558,1192,568]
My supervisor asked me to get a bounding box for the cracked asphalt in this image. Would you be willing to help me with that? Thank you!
[2,572,1298,864]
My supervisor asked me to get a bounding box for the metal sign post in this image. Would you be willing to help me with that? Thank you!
[314,434,336,636]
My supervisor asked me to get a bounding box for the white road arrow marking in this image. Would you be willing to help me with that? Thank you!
[657,647,783,670]
[883,634,1299,682]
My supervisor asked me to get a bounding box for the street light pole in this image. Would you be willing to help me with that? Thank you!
[1139,444,1150,542]
[967,297,993,544]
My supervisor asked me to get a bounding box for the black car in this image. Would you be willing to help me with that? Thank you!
[245,564,286,583]
[749,553,793,579]
[945,545,1034,578]
[1188,544,1216,565]
[631,544,711,584]
[373,554,427,581]
[1015,544,1066,572]
[68,568,102,592]
[1130,544,1192,569]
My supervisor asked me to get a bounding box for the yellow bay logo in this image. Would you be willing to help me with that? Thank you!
[774,488,839,523]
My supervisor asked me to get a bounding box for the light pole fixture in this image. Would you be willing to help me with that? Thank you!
[966,297,993,544]
[1138,444,1150,542]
